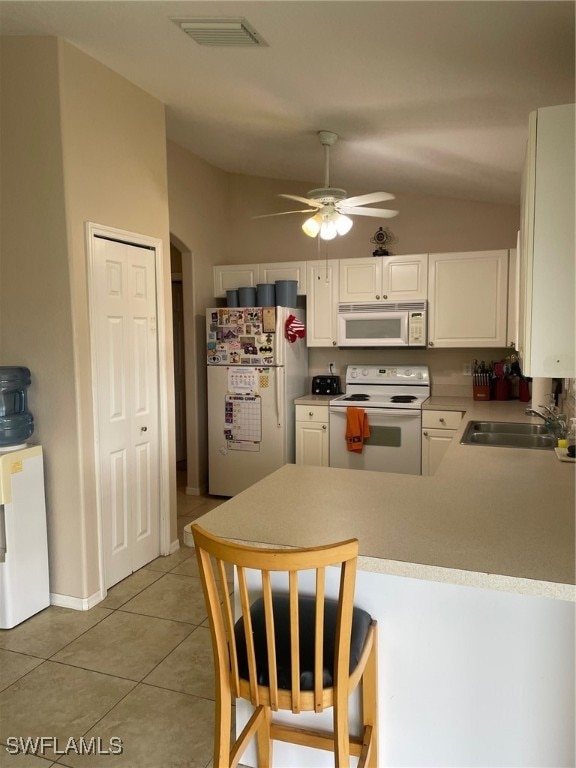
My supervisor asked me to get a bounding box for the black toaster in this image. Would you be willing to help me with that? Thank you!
[311,375,341,395]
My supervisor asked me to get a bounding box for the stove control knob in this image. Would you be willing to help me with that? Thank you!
[404,368,412,377]
[350,369,358,378]
[362,369,369,376]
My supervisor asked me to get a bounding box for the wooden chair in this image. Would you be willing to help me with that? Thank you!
[191,524,378,768]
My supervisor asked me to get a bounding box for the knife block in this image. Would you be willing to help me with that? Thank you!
[473,384,490,401]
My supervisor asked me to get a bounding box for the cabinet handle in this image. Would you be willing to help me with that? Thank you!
[383,294,388,300]
[429,341,434,347]
[332,340,337,346]
[439,418,445,423]
[309,412,314,417]
[423,431,428,437]
[375,294,380,300]
[322,425,327,431]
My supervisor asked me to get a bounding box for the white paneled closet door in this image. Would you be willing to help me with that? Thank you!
[92,235,160,588]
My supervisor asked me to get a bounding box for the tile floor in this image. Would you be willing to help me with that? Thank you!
[0,474,229,768]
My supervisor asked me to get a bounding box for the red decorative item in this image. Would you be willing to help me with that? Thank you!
[285,314,305,343]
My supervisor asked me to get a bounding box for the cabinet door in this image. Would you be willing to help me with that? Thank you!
[213,265,259,297]
[506,246,518,349]
[428,250,509,348]
[295,421,329,467]
[382,254,428,301]
[421,428,456,475]
[258,262,307,294]
[519,104,575,377]
[339,258,381,302]
[306,260,339,347]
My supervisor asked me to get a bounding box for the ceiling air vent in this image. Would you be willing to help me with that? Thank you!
[176,18,268,47]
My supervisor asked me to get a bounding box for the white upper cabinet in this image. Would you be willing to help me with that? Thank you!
[517,104,575,378]
[214,262,307,298]
[258,262,307,294]
[427,250,509,348]
[213,264,259,297]
[338,255,428,303]
[306,260,339,347]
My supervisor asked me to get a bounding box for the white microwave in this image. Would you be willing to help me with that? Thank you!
[337,302,427,347]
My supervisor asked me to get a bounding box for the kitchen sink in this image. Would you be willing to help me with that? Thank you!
[467,421,551,436]
[460,421,556,450]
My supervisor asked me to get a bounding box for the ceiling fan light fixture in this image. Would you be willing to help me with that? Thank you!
[302,214,322,237]
[335,213,353,236]
[320,219,338,240]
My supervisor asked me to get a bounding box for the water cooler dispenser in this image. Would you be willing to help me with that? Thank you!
[0,367,50,628]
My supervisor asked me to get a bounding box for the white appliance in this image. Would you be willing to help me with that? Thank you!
[206,307,308,496]
[0,445,50,628]
[329,365,430,475]
[337,302,427,347]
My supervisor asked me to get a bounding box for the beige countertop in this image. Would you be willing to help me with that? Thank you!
[198,399,575,601]
[294,394,334,406]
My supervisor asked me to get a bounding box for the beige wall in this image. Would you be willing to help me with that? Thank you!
[226,174,520,263]
[0,37,174,601]
[0,37,82,595]
[166,141,230,494]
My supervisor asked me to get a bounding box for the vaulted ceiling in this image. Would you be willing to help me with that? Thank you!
[1,1,574,204]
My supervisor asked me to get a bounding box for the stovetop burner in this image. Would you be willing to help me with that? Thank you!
[342,393,370,401]
[391,395,417,403]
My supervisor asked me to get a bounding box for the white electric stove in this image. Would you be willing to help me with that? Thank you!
[329,365,430,475]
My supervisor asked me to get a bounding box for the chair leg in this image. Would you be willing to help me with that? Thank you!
[255,705,273,767]
[361,626,378,768]
[334,685,351,768]
[213,682,232,767]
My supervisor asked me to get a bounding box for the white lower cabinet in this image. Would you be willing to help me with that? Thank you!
[421,410,463,475]
[295,404,329,467]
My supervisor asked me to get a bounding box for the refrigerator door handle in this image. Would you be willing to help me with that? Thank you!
[0,504,6,563]
[275,369,283,428]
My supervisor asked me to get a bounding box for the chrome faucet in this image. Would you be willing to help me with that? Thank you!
[525,405,566,436]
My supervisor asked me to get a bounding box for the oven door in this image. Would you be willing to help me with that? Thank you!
[329,406,422,475]
[337,310,409,347]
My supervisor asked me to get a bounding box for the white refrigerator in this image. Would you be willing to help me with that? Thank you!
[207,306,308,496]
[0,445,50,628]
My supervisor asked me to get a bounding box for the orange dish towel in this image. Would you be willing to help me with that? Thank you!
[345,407,371,452]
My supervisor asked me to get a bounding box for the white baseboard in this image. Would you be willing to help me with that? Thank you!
[185,484,207,496]
[169,538,180,554]
[50,590,104,611]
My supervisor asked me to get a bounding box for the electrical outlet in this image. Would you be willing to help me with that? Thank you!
[463,363,473,376]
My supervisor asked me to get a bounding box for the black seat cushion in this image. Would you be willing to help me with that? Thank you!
[234,594,372,691]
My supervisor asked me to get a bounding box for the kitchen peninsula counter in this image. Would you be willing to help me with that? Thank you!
[197,399,575,601]
[196,398,575,766]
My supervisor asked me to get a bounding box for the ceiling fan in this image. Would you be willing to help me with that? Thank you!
[255,131,398,240]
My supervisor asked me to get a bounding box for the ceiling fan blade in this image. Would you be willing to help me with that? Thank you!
[253,209,314,219]
[278,193,323,208]
[340,191,395,207]
[339,205,399,219]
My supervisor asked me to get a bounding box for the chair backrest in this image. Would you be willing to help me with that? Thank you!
[192,524,359,714]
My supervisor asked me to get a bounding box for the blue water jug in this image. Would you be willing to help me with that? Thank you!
[0,367,34,448]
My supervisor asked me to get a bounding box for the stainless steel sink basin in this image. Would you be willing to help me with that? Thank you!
[468,421,551,436]
[460,421,556,450]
